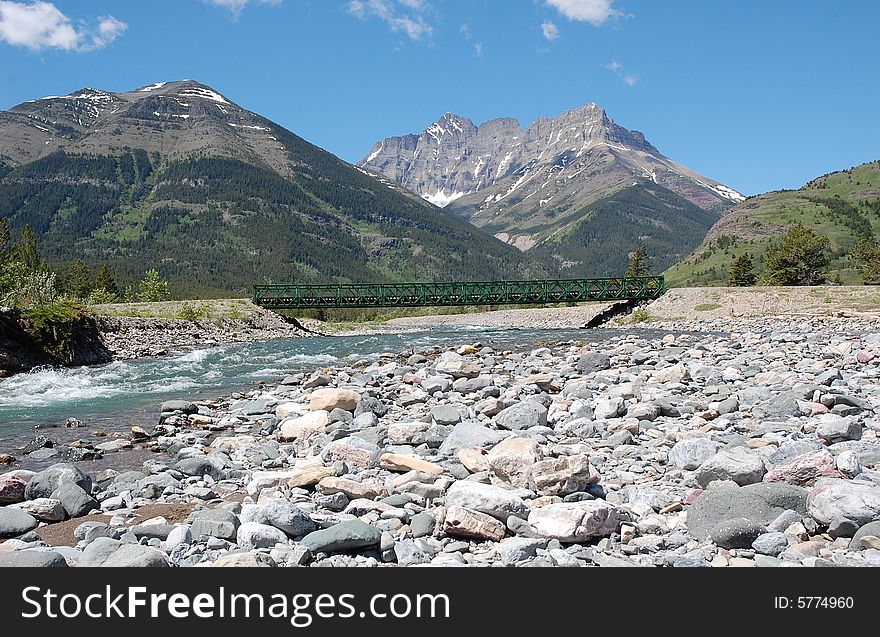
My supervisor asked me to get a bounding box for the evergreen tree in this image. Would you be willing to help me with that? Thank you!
[850,239,880,285]
[765,223,831,286]
[94,264,119,296]
[0,218,10,263]
[17,224,40,272]
[727,253,757,286]
[625,244,651,277]
[138,269,171,302]
[66,259,93,298]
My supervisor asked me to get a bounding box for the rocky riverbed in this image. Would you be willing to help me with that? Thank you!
[2,315,880,568]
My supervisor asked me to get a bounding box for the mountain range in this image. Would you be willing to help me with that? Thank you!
[360,104,744,275]
[0,81,542,297]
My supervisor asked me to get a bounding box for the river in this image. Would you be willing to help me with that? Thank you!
[0,326,649,450]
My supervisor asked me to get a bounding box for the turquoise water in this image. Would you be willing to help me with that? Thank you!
[0,327,607,441]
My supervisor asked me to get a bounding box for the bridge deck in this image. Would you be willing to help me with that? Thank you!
[253,276,666,310]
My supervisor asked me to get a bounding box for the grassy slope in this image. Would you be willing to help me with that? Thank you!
[666,161,880,286]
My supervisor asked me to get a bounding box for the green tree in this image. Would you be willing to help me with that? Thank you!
[625,244,651,277]
[138,269,171,302]
[17,224,41,272]
[0,218,10,263]
[850,239,880,285]
[94,264,119,297]
[765,223,831,286]
[727,253,758,286]
[66,259,93,299]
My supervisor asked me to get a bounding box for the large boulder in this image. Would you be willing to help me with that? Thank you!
[51,483,99,518]
[0,550,68,568]
[494,401,548,431]
[528,501,626,543]
[686,481,808,541]
[24,463,92,500]
[695,447,766,487]
[308,388,361,412]
[444,481,529,522]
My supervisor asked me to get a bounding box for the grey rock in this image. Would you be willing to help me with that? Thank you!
[175,456,224,480]
[102,544,169,567]
[815,415,862,444]
[577,352,611,374]
[14,498,66,522]
[767,510,802,533]
[498,537,546,566]
[438,422,505,454]
[24,463,92,500]
[300,519,381,553]
[495,401,548,431]
[849,521,880,550]
[595,397,626,420]
[452,377,491,394]
[165,525,192,548]
[237,522,289,550]
[190,508,240,541]
[686,481,808,541]
[431,404,462,426]
[79,538,122,567]
[695,446,766,487]
[394,539,433,566]
[161,400,198,414]
[130,524,176,540]
[807,478,880,528]
[74,521,108,541]
[409,512,435,538]
[421,376,452,393]
[237,398,273,415]
[0,550,68,567]
[243,499,315,537]
[668,437,720,470]
[51,483,99,518]
[709,517,766,549]
[445,480,530,521]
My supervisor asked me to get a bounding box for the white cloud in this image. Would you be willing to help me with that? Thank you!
[474,42,483,58]
[204,0,281,20]
[0,1,127,51]
[540,20,559,41]
[604,59,637,86]
[347,0,432,41]
[546,0,620,26]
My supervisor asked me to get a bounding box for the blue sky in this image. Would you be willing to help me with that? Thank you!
[0,0,878,196]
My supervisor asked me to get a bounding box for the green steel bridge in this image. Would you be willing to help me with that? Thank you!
[252,276,666,310]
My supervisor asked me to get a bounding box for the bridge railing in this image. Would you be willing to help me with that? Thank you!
[252,276,666,310]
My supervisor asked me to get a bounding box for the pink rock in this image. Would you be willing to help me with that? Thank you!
[763,449,845,487]
[402,373,421,384]
[804,402,829,416]
[0,475,26,505]
[684,489,703,505]
[783,540,825,558]
[857,351,875,364]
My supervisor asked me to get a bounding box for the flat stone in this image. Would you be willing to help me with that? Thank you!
[443,505,506,542]
[380,453,444,475]
[528,501,626,543]
[458,448,490,473]
[430,405,462,425]
[161,400,197,414]
[213,552,277,567]
[445,480,530,521]
[309,388,361,412]
[318,477,384,500]
[190,508,240,542]
[300,519,381,553]
[287,463,336,489]
[438,422,505,455]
